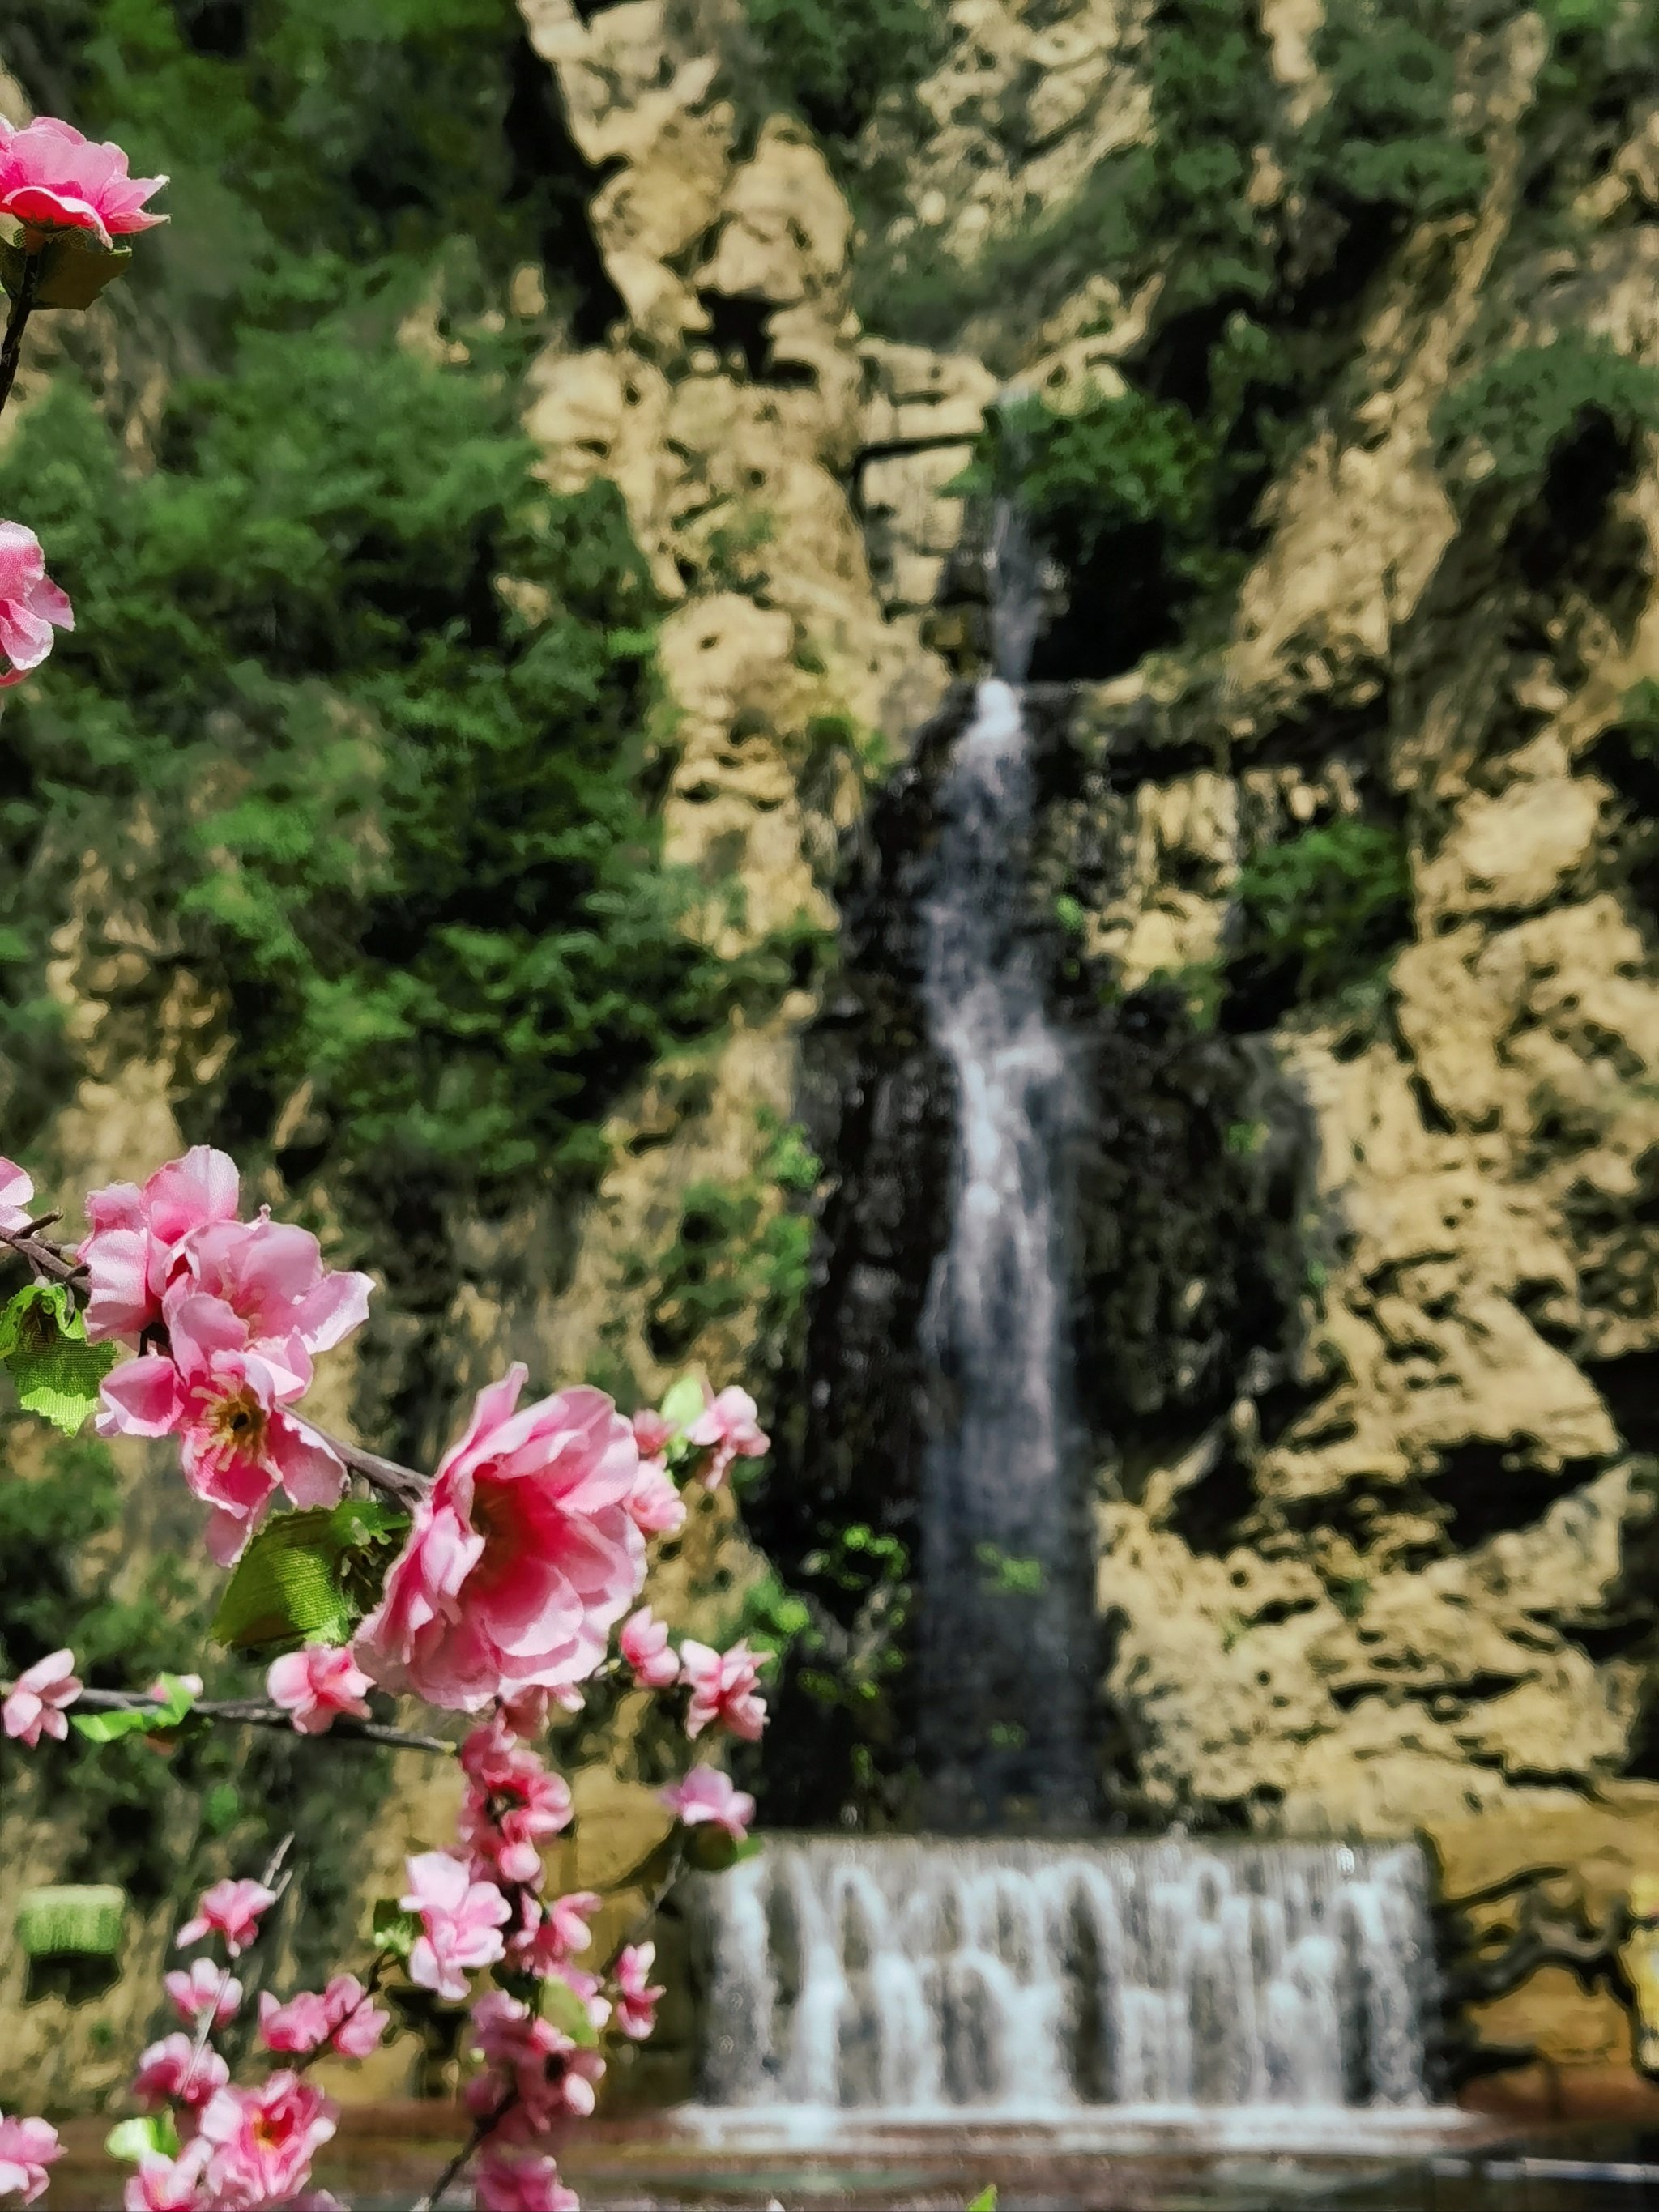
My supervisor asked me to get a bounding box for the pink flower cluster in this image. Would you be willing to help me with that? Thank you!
[458,1716,574,1888]
[266,1645,371,1736]
[353,1366,642,1711]
[0,114,167,247]
[0,525,73,691]
[466,1989,605,2137]
[176,1878,275,1958]
[0,2115,59,2206]
[258,1975,387,2061]
[680,1638,770,1742]
[2,1651,80,1747]
[88,1149,373,1563]
[0,1157,32,1232]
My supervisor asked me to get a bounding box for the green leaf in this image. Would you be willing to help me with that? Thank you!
[657,1374,706,1435]
[17,1884,126,1958]
[202,1782,241,1835]
[370,1899,420,1962]
[538,1973,600,2048]
[0,1283,116,1435]
[211,1500,407,1653]
[0,235,135,312]
[966,2190,998,2212]
[105,2115,178,2164]
[72,1707,158,1743]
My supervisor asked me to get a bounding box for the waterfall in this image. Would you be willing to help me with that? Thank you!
[916,497,1094,1826]
[692,1837,1439,2125]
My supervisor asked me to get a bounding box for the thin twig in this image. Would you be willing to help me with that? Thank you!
[73,1687,455,1757]
[408,2111,500,2212]
[295,1419,430,1510]
[603,1842,688,1975]
[0,246,42,421]
[181,1833,294,2095]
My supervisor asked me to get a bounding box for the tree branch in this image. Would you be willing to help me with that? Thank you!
[74,1688,455,1757]
[0,1219,89,1289]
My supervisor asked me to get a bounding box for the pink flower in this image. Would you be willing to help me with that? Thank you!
[619,1607,680,1690]
[0,1157,32,1234]
[613,1941,664,2041]
[475,2153,578,2212]
[685,1385,768,1490]
[631,1409,674,1460]
[354,1368,643,1711]
[321,1974,389,2061]
[98,1289,344,1563]
[458,1720,573,1888]
[175,1877,276,1958]
[465,1991,604,2134]
[123,2142,209,2212]
[624,1460,686,1538]
[679,1639,770,1742]
[79,1147,240,1343]
[164,1958,241,2029]
[197,2074,335,2209]
[0,524,73,691]
[257,1988,331,2056]
[266,1644,373,1735]
[0,2115,60,2206]
[660,1764,754,1842]
[0,116,168,247]
[400,1852,510,2001]
[182,1216,373,1368]
[2,1649,80,1746]
[131,2034,228,2112]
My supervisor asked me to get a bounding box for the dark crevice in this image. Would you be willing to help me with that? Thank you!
[1432,1443,1576,1549]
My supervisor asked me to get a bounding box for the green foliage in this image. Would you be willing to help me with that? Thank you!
[738,0,946,151]
[0,0,776,1210]
[15,1885,126,1959]
[1230,820,1412,1008]
[629,1113,821,1378]
[974,1543,1045,1597]
[1433,337,1659,490]
[0,1282,115,1434]
[211,1502,409,1655]
[1304,0,1485,220]
[72,1673,198,1745]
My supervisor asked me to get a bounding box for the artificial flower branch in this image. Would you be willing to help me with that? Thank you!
[71,1687,457,1758]
[0,245,41,419]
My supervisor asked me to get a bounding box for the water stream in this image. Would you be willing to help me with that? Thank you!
[693,1836,1439,2127]
[916,500,1094,1827]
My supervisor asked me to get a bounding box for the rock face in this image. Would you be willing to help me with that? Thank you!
[10,0,1659,2098]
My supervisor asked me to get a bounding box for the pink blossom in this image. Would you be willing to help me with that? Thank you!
[321,1974,389,2061]
[2,1649,80,1747]
[79,1147,240,1343]
[182,1216,373,1367]
[631,1409,674,1460]
[660,1764,754,1842]
[475,2152,578,2212]
[685,1384,768,1490]
[458,1721,574,1889]
[624,1460,685,1539]
[175,1877,276,1958]
[400,1852,510,2001]
[613,1941,664,2041]
[679,1639,770,1743]
[0,525,73,691]
[0,1157,32,1234]
[496,1682,582,1736]
[164,1959,241,2029]
[354,1367,643,1711]
[266,1644,372,1735]
[0,2116,60,2207]
[619,1607,680,1690]
[197,2074,335,2208]
[0,116,167,248]
[257,1988,331,2057]
[465,1991,604,2134]
[98,1289,344,1563]
[131,2034,228,2112]
[122,2142,209,2212]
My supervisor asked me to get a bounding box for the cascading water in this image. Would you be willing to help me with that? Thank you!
[917,498,1095,1827]
[692,1837,1440,2129]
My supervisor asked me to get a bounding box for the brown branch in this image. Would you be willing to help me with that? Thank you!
[0,246,41,421]
[603,1842,688,1976]
[408,2110,502,2212]
[0,1220,88,1289]
[74,1687,455,1757]
[296,1421,431,1511]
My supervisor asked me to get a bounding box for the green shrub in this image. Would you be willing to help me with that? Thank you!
[1229,820,1412,1011]
[1304,2,1485,219]
[739,0,946,149]
[1433,337,1659,489]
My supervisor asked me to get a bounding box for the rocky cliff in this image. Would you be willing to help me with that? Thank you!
[7,0,1659,2099]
